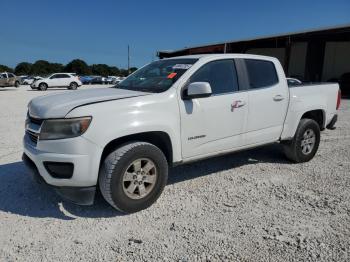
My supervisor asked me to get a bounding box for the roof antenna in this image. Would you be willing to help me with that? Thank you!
[127,45,130,75]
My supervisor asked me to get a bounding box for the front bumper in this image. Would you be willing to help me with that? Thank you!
[22,153,96,205]
[23,133,103,205]
[23,134,102,187]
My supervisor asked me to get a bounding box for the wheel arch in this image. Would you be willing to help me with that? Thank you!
[100,131,173,167]
[300,109,325,130]
[281,107,326,140]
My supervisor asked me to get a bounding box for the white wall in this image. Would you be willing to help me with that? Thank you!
[322,42,350,81]
[288,42,307,80]
[246,48,285,66]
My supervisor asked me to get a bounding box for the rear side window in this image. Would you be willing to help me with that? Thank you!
[53,74,70,78]
[189,60,239,95]
[244,59,278,89]
[60,74,70,78]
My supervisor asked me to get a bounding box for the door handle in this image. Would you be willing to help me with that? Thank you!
[231,100,246,111]
[236,100,246,107]
[273,95,284,101]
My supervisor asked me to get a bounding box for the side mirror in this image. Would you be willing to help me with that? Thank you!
[184,82,212,99]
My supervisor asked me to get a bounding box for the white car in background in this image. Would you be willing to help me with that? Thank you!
[31,73,82,91]
[105,76,116,84]
[116,76,126,84]
[23,76,43,85]
[105,76,123,84]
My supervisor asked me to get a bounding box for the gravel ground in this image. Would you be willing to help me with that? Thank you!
[0,85,349,261]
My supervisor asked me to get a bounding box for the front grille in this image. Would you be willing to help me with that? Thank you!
[29,116,43,125]
[26,130,39,145]
[25,113,43,146]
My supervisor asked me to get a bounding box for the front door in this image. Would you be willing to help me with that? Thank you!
[179,59,248,159]
[0,73,9,86]
[48,74,60,86]
[7,73,16,86]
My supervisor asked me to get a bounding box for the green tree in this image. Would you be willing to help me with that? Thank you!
[119,69,129,77]
[49,63,64,74]
[65,59,91,75]
[1,60,134,77]
[15,62,32,75]
[30,60,51,76]
[130,67,138,74]
[90,64,110,77]
[0,64,14,73]
[109,66,120,76]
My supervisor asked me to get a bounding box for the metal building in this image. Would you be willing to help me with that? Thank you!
[158,24,350,94]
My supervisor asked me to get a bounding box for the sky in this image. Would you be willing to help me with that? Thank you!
[1,0,349,69]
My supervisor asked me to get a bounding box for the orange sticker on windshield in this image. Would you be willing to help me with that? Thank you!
[167,72,177,79]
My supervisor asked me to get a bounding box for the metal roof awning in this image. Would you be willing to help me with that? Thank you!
[158,23,350,58]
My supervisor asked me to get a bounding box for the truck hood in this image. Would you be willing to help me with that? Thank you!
[28,88,149,119]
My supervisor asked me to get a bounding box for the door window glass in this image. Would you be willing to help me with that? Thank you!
[244,59,278,89]
[189,60,239,95]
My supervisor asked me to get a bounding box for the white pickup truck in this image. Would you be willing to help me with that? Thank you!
[23,54,341,213]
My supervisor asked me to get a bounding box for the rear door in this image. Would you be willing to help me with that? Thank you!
[58,74,71,87]
[241,59,289,145]
[179,59,248,159]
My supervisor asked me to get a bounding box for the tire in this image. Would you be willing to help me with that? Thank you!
[69,82,78,90]
[39,83,48,91]
[14,81,20,88]
[282,118,320,163]
[99,142,168,213]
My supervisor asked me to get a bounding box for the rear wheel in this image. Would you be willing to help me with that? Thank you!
[39,83,48,91]
[99,142,168,213]
[69,82,78,90]
[282,118,320,163]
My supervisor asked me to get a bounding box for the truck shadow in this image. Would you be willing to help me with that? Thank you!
[27,89,70,92]
[0,89,17,91]
[168,144,289,184]
[0,161,122,220]
[0,144,289,220]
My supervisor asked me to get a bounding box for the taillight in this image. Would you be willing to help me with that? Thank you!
[336,89,341,110]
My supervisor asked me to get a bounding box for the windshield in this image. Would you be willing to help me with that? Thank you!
[117,58,198,93]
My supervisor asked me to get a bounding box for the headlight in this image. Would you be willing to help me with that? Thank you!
[39,117,92,140]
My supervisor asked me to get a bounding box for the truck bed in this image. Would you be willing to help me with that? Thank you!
[281,82,339,140]
[288,82,338,88]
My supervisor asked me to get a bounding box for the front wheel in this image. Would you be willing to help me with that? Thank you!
[14,81,20,88]
[99,142,168,213]
[39,83,48,91]
[282,118,320,163]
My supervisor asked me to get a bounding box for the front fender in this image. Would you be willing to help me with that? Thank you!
[66,90,182,162]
